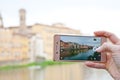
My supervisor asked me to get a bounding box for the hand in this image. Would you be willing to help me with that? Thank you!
[85,31,120,79]
[94,31,120,67]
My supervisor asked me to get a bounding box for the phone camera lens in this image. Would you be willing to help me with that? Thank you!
[94,38,97,41]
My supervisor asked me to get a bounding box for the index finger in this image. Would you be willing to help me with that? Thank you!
[94,31,120,44]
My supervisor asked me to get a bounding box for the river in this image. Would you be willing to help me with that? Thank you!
[0,63,113,80]
[63,49,101,61]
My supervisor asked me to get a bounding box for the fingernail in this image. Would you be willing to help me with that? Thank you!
[95,47,101,52]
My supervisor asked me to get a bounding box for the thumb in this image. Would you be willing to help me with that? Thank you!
[96,42,114,52]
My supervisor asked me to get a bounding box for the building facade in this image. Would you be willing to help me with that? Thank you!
[0,9,81,65]
[30,23,81,59]
[0,28,29,65]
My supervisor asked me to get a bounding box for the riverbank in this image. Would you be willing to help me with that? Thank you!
[0,60,73,71]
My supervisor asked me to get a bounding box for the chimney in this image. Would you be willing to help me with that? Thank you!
[19,9,26,30]
[0,13,3,28]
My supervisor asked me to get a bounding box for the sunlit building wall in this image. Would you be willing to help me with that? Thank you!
[31,23,81,59]
[0,23,81,63]
[0,9,81,63]
[0,28,29,64]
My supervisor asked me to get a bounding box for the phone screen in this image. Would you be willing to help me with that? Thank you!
[60,35,102,61]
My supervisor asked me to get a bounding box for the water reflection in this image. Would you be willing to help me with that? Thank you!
[44,63,83,80]
[64,49,94,60]
[0,63,113,80]
[62,49,101,61]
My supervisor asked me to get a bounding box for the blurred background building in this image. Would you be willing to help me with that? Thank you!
[0,9,81,65]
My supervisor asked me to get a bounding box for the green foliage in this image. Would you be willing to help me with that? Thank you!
[0,60,72,71]
[39,60,72,67]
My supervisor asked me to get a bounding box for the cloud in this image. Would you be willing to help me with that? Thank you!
[39,6,120,36]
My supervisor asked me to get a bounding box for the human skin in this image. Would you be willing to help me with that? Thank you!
[85,31,120,80]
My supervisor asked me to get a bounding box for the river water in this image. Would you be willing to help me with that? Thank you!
[64,49,94,60]
[0,63,113,80]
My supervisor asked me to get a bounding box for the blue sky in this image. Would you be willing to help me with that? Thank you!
[1,0,120,36]
[61,36,101,46]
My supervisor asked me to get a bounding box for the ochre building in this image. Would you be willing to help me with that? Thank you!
[0,9,81,64]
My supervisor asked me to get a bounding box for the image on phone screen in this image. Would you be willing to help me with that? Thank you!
[60,36,101,61]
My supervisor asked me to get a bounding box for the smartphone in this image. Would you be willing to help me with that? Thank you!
[54,34,106,62]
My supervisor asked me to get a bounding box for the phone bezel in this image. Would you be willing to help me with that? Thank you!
[54,34,106,62]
